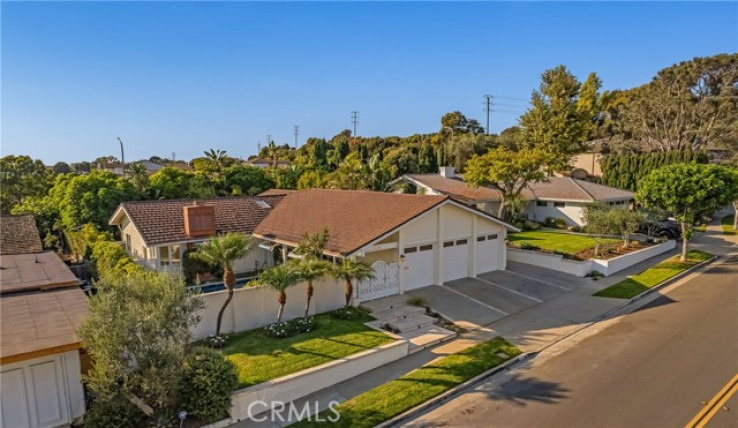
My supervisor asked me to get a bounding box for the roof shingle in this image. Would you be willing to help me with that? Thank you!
[1,215,43,255]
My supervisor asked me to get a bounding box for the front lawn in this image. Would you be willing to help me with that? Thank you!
[593,250,713,299]
[221,312,394,389]
[722,214,736,235]
[508,230,618,256]
[294,337,521,428]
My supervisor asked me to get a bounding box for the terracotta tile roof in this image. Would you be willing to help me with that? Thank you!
[258,189,298,197]
[253,189,447,256]
[0,215,43,255]
[0,252,80,294]
[111,196,285,246]
[406,174,503,202]
[1,287,88,363]
[527,177,634,202]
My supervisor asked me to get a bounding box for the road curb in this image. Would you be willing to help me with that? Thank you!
[376,351,534,428]
[627,255,718,303]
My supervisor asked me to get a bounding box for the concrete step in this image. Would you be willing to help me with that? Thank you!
[360,294,409,313]
[405,325,457,354]
[371,305,426,322]
[387,313,437,333]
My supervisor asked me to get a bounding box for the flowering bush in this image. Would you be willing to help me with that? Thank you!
[264,321,291,338]
[290,316,315,333]
[332,306,359,320]
[206,334,228,348]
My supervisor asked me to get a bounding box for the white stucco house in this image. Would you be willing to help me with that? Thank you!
[389,167,634,227]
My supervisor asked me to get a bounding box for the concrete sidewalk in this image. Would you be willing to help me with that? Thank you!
[233,220,736,427]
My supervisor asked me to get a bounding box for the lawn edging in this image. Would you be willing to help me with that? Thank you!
[229,338,408,421]
[375,351,533,428]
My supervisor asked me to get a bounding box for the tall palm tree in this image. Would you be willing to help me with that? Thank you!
[295,257,329,318]
[294,227,330,258]
[332,258,374,307]
[259,263,300,323]
[191,233,253,336]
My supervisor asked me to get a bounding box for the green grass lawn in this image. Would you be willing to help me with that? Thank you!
[593,250,713,299]
[293,337,521,428]
[508,230,618,255]
[221,312,394,389]
[722,214,736,235]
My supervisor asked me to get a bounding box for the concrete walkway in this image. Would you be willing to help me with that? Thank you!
[232,217,736,427]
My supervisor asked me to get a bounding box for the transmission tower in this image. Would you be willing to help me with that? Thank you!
[293,125,300,149]
[483,95,493,135]
[351,111,359,138]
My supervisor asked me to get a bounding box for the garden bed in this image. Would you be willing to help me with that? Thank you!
[593,250,713,299]
[508,230,649,261]
[218,312,394,389]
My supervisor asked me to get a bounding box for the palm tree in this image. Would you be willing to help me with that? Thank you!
[294,227,330,258]
[295,257,329,318]
[203,149,229,168]
[191,233,253,336]
[259,263,300,323]
[332,258,374,307]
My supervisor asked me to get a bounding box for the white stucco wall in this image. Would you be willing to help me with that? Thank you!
[526,201,587,226]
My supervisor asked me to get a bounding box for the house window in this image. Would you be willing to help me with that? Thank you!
[487,234,498,240]
[125,233,131,251]
[536,201,547,207]
[170,245,181,266]
[404,246,417,254]
[443,241,454,248]
[419,244,433,252]
[456,239,468,245]
[477,235,486,242]
[159,246,170,267]
[554,202,565,208]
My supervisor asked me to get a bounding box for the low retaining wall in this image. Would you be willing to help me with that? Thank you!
[229,339,409,421]
[507,240,676,277]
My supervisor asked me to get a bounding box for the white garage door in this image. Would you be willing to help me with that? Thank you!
[1,356,70,428]
[403,243,435,290]
[443,238,469,282]
[475,233,500,274]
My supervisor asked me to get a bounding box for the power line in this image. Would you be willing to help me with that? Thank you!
[351,111,359,138]
[483,95,493,135]
[293,125,300,149]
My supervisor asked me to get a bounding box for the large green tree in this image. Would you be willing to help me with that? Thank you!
[0,155,51,213]
[636,163,738,261]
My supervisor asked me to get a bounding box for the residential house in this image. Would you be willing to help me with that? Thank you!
[0,215,87,428]
[390,167,634,227]
[253,189,519,301]
[246,158,292,169]
[108,195,285,273]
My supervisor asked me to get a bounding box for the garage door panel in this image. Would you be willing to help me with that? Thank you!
[443,239,469,282]
[475,235,499,274]
[1,368,31,428]
[30,361,66,427]
[404,244,435,291]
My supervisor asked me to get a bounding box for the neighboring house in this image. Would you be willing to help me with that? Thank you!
[108,195,285,272]
[258,189,297,197]
[253,189,519,301]
[390,167,634,227]
[246,158,292,169]
[570,139,609,178]
[0,215,87,428]
[97,160,167,176]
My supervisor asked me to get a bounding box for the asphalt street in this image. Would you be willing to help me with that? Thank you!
[405,255,738,428]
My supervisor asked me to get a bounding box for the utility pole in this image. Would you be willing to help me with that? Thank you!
[117,137,125,164]
[293,125,300,149]
[483,95,493,135]
[266,134,272,145]
[351,111,359,139]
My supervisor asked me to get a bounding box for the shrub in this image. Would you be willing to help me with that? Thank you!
[205,335,228,348]
[90,240,142,278]
[290,316,316,333]
[555,218,567,228]
[552,249,568,257]
[518,241,540,251]
[586,269,604,279]
[569,225,585,233]
[264,321,291,338]
[180,347,238,423]
[522,221,542,231]
[332,306,360,320]
[545,216,557,226]
[407,296,427,307]
[84,396,144,428]
[182,249,220,285]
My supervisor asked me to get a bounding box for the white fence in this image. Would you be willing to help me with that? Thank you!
[507,240,676,278]
[191,277,346,340]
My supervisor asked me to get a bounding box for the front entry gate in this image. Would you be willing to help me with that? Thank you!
[357,260,400,302]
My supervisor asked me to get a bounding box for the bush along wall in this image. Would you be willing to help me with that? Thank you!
[600,150,708,191]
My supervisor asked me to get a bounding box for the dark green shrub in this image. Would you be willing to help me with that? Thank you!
[180,347,238,422]
[84,395,144,428]
[290,316,316,333]
[555,218,567,228]
[518,241,540,251]
[332,306,360,320]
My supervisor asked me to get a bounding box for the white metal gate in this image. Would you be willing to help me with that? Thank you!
[357,260,400,302]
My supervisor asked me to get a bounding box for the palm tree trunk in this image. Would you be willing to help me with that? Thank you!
[277,291,286,323]
[216,268,235,336]
[345,280,353,307]
[304,280,314,318]
[277,304,285,323]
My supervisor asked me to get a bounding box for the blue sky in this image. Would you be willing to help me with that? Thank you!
[2,2,736,164]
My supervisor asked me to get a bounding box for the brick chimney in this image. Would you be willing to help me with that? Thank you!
[439,166,456,178]
[183,203,215,237]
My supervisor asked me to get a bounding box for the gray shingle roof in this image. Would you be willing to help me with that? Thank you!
[0,215,44,255]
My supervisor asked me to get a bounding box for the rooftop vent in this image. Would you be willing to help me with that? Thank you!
[183,204,216,237]
[255,199,272,209]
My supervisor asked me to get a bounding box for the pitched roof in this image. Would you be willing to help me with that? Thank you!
[0,252,80,295]
[0,215,44,255]
[258,189,298,197]
[253,189,448,256]
[404,174,503,202]
[1,287,88,363]
[402,175,633,203]
[110,196,285,246]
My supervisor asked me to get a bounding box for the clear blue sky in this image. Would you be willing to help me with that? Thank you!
[2,1,736,165]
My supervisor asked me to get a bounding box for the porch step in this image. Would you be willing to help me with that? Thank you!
[360,294,409,313]
[406,325,458,354]
[387,313,437,333]
[371,305,426,322]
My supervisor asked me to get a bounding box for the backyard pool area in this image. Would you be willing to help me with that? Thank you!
[188,277,256,293]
